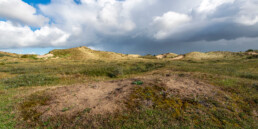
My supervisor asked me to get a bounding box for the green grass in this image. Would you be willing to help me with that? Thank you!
[20,54,38,59]
[0,54,257,128]
[1,74,59,88]
[0,53,9,57]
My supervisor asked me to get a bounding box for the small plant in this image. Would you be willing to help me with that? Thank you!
[83,108,92,113]
[61,107,71,112]
[132,80,143,85]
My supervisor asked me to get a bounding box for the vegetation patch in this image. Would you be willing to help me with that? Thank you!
[1,74,59,88]
[19,91,52,127]
[0,53,10,57]
[132,80,143,85]
[81,62,165,78]
[140,54,157,59]
[21,54,38,59]
[125,83,188,118]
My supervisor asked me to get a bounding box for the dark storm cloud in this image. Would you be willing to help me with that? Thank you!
[0,0,258,54]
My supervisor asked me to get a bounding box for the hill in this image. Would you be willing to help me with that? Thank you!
[0,51,18,57]
[184,51,244,60]
[49,46,137,60]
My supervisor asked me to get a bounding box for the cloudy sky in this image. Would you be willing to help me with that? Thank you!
[0,0,258,55]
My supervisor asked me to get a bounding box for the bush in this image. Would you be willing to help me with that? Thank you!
[247,55,258,59]
[246,49,254,52]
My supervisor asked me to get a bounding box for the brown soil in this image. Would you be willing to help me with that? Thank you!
[32,72,220,121]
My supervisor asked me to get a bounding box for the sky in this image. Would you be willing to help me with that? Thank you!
[0,0,258,55]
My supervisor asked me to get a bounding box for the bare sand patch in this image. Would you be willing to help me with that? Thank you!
[27,73,220,121]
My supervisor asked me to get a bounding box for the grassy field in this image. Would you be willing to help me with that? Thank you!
[0,50,257,128]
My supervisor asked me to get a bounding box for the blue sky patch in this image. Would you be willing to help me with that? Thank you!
[22,0,51,6]
[74,0,81,5]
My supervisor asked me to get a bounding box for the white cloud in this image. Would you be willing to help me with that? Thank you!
[236,16,258,26]
[152,12,191,39]
[197,0,235,13]
[39,0,135,36]
[0,21,70,48]
[0,0,258,54]
[235,0,258,26]
[0,0,49,27]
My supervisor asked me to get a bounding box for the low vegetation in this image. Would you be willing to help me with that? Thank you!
[0,47,257,128]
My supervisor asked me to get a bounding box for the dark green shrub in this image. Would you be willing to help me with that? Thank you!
[246,49,254,52]
[247,55,258,59]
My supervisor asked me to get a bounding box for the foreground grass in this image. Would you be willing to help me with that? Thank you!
[0,56,257,128]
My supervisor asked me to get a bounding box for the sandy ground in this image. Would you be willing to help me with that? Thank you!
[33,72,219,121]
[171,55,184,60]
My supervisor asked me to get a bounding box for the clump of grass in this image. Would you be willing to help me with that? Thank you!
[61,107,71,112]
[132,80,143,85]
[2,74,59,88]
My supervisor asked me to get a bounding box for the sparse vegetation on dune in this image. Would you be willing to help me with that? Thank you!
[0,47,257,128]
